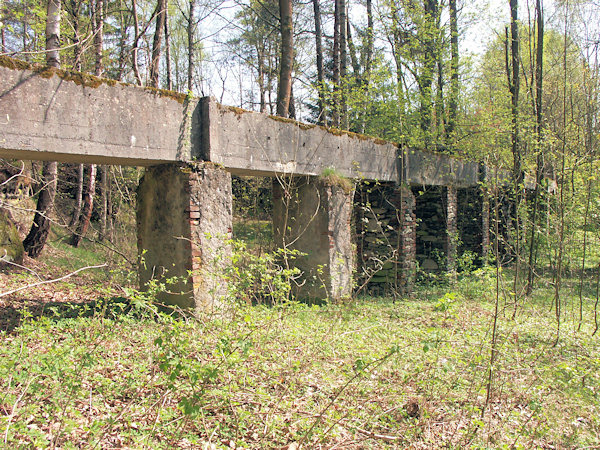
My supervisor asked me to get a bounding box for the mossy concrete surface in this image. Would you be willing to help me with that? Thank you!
[1,58,480,187]
[0,209,24,266]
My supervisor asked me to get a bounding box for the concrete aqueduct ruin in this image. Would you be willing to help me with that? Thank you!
[0,58,490,309]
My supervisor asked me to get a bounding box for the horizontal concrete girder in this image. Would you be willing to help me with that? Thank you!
[0,57,480,187]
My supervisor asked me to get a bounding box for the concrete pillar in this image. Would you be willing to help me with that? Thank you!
[446,186,458,275]
[394,186,417,295]
[272,176,354,301]
[136,162,232,311]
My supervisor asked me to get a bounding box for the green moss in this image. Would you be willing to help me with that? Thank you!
[0,210,24,265]
[1,55,188,103]
[216,104,251,116]
[0,55,32,71]
[142,86,187,104]
[267,115,316,131]
[320,168,354,194]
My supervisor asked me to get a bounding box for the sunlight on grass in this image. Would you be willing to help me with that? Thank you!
[1,271,599,448]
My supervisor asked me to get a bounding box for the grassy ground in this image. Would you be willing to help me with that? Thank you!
[1,257,599,448]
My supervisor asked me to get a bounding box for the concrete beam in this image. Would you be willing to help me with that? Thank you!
[0,58,481,187]
[199,98,399,181]
[0,58,198,166]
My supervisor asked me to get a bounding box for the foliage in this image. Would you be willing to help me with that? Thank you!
[1,270,600,447]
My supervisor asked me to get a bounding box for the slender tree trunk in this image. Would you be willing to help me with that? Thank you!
[276,0,293,117]
[70,163,84,228]
[71,164,96,247]
[364,0,374,78]
[420,0,438,138]
[340,0,348,130]
[23,0,61,258]
[46,0,61,68]
[116,0,127,80]
[92,0,104,77]
[447,0,459,140]
[68,0,83,71]
[526,0,544,295]
[132,0,142,85]
[312,0,325,124]
[390,3,405,124]
[332,0,341,127]
[164,5,172,90]
[149,0,167,88]
[508,0,522,311]
[187,0,196,92]
[99,165,108,241]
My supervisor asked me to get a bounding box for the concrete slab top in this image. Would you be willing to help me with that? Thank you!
[0,57,480,187]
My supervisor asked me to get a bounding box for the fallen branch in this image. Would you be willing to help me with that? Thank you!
[0,263,107,298]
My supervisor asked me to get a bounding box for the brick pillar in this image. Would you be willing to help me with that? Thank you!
[272,176,354,301]
[446,186,458,275]
[137,162,232,311]
[395,186,416,295]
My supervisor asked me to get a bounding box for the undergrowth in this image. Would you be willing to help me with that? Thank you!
[1,268,599,448]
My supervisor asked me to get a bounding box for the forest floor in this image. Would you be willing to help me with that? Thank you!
[1,231,600,448]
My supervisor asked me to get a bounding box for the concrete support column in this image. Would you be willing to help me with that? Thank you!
[137,162,232,311]
[272,176,354,301]
[446,186,458,275]
[395,186,417,295]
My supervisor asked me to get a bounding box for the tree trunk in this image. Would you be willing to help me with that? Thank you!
[363,0,374,79]
[99,165,108,241]
[149,0,167,88]
[132,0,143,85]
[526,0,544,295]
[447,0,459,140]
[23,0,61,258]
[187,0,195,92]
[68,0,83,71]
[92,0,104,77]
[45,0,61,68]
[23,162,58,258]
[69,163,84,228]
[332,0,341,127]
[312,0,325,124]
[276,0,293,117]
[164,5,172,90]
[419,0,438,138]
[71,164,96,247]
[340,0,348,130]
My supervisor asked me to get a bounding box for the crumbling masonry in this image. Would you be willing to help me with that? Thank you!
[0,58,491,309]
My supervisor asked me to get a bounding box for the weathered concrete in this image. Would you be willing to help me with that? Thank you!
[200,99,399,181]
[0,57,493,307]
[0,59,481,187]
[137,163,232,310]
[0,208,24,266]
[0,60,198,166]
[273,176,354,301]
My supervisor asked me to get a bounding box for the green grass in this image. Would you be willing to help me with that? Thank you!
[233,219,273,251]
[1,271,599,448]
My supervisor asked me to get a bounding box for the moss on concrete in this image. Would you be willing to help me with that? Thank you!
[1,55,188,103]
[0,209,24,265]
[320,168,354,195]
